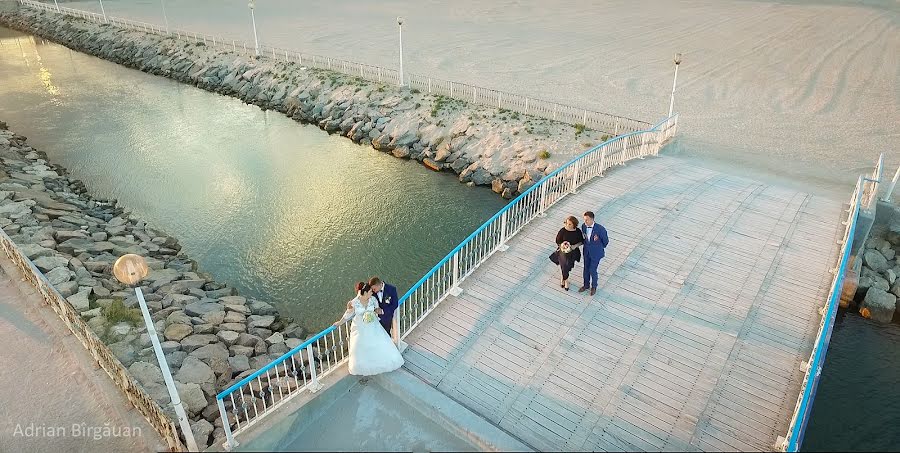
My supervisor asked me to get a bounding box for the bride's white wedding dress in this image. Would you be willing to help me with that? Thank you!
[338,296,404,376]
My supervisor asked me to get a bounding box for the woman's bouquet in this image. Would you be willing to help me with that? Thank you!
[560,241,572,253]
[362,311,377,323]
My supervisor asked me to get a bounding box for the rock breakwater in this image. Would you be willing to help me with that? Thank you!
[0,122,305,449]
[0,8,621,199]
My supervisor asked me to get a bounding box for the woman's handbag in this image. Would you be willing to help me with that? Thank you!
[549,249,560,265]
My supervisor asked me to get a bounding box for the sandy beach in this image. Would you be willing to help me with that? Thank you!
[56,0,900,196]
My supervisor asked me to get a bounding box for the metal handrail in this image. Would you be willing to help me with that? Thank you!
[779,168,871,451]
[211,113,678,449]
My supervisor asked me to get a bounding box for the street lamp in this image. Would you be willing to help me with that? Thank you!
[53,0,60,13]
[113,254,198,452]
[668,52,682,118]
[98,0,107,23]
[160,0,170,35]
[248,0,260,58]
[397,16,404,87]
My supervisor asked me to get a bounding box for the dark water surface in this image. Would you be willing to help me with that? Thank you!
[0,28,505,332]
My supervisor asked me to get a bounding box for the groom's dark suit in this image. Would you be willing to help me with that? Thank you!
[374,283,400,334]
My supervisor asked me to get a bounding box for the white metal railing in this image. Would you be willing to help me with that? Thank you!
[18,0,251,54]
[394,115,677,340]
[16,0,648,134]
[778,155,883,451]
[406,73,650,135]
[211,114,678,449]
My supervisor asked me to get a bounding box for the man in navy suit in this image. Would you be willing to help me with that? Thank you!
[369,276,400,334]
[579,211,609,296]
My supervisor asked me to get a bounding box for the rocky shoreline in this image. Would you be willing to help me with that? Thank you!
[0,123,304,449]
[856,227,900,323]
[0,8,619,199]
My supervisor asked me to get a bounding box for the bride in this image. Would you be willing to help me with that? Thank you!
[333,281,405,376]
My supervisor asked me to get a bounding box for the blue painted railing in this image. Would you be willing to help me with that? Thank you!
[214,113,679,449]
[780,155,883,451]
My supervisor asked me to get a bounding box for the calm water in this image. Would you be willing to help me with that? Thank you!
[2,14,899,449]
[802,313,900,451]
[0,28,504,331]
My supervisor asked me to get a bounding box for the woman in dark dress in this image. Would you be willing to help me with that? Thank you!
[555,215,584,290]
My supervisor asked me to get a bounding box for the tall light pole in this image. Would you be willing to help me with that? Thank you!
[668,52,682,118]
[112,254,198,452]
[53,0,60,13]
[248,0,260,58]
[98,0,107,23]
[397,16,404,87]
[160,0,170,35]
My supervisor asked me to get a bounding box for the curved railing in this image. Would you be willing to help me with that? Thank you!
[779,154,883,451]
[212,114,678,449]
[16,0,649,135]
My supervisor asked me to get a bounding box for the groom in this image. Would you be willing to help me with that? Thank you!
[369,277,399,334]
[579,211,609,296]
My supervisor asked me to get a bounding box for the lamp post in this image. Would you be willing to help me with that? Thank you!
[98,0,107,23]
[53,0,60,13]
[668,52,682,118]
[160,0,170,34]
[112,254,198,452]
[248,0,260,58]
[397,16,404,87]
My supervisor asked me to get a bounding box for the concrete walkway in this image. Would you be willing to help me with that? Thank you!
[0,253,164,452]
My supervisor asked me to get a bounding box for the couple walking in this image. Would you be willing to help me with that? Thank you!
[551,211,609,295]
[333,277,405,376]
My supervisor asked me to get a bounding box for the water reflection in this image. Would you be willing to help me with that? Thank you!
[0,27,505,330]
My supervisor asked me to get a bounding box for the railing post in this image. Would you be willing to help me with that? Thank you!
[614,118,620,136]
[450,254,463,296]
[392,310,407,352]
[498,91,502,109]
[880,164,900,203]
[217,399,238,450]
[498,211,510,251]
[428,77,432,93]
[305,344,322,392]
[473,87,477,104]
[621,136,629,163]
[599,148,607,176]
[539,183,549,216]
[449,81,454,97]
[524,98,529,115]
[571,161,580,193]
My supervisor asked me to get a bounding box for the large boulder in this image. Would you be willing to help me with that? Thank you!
[184,301,224,317]
[227,355,250,374]
[66,289,91,312]
[248,315,275,329]
[129,361,164,387]
[174,381,208,416]
[189,343,230,364]
[217,330,240,346]
[864,250,890,273]
[175,357,216,394]
[164,323,193,342]
[32,255,70,272]
[180,334,218,353]
[860,288,897,323]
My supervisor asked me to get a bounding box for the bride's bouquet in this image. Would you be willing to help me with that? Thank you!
[362,311,377,323]
[560,241,572,253]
